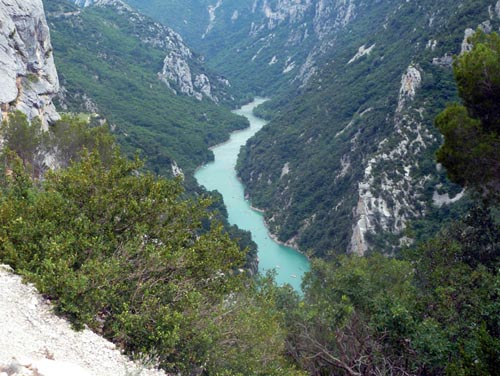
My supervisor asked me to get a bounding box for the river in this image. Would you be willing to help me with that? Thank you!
[195,98,311,291]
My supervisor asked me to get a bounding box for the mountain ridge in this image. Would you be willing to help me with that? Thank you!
[45,0,248,176]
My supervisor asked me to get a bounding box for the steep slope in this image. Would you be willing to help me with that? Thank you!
[115,0,499,257]
[124,0,358,95]
[0,265,166,376]
[237,0,498,257]
[0,0,59,128]
[45,0,247,175]
[71,0,233,103]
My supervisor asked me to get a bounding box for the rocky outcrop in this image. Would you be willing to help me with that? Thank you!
[350,65,427,255]
[348,44,375,64]
[0,265,166,376]
[160,50,218,102]
[313,0,355,39]
[73,0,94,6]
[250,0,358,82]
[461,28,475,54]
[397,65,422,111]
[203,0,223,38]
[0,0,59,127]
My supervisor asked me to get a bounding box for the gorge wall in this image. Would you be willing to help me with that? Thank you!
[237,0,499,256]
[0,0,59,128]
[116,0,500,257]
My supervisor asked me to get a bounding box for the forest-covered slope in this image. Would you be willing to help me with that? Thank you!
[1,1,498,374]
[44,0,247,176]
[237,0,499,257]
[124,0,358,96]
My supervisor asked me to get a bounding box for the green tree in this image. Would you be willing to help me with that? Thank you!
[1,111,45,177]
[282,254,421,376]
[436,31,500,202]
[0,116,301,374]
[48,115,115,168]
[408,206,500,375]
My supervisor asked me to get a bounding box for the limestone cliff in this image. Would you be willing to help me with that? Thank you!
[124,0,359,92]
[0,0,59,127]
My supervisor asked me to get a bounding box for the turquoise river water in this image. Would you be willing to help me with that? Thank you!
[195,98,311,291]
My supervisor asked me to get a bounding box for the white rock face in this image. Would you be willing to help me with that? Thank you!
[76,0,219,102]
[203,0,223,38]
[397,65,421,112]
[245,0,358,87]
[350,65,431,255]
[461,28,475,54]
[348,44,375,64]
[0,265,166,376]
[160,50,214,101]
[0,0,59,127]
[73,0,94,6]
[171,160,184,178]
[433,188,465,207]
[251,0,355,40]
[260,0,313,30]
[314,0,355,39]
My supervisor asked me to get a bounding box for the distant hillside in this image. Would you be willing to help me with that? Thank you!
[124,0,356,96]
[44,0,248,175]
[237,0,498,256]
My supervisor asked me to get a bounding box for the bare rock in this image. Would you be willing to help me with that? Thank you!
[0,265,167,376]
[0,0,60,127]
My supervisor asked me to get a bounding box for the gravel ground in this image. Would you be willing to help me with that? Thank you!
[0,264,167,376]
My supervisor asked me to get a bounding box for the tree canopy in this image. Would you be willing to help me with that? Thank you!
[436,31,500,202]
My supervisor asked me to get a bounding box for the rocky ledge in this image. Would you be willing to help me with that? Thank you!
[0,265,167,376]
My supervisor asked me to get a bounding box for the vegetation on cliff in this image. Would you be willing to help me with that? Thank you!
[44,0,248,176]
[0,4,498,376]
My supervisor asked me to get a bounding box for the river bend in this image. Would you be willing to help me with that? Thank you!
[195,98,310,291]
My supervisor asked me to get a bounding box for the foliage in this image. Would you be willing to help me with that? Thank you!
[48,114,116,168]
[206,274,306,376]
[2,2,499,375]
[279,211,499,375]
[436,31,500,203]
[280,254,423,375]
[407,204,500,375]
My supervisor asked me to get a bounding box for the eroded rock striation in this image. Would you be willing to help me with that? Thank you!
[0,0,59,127]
